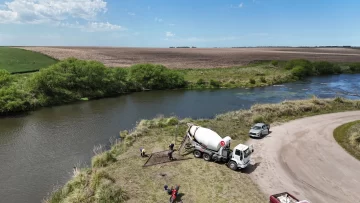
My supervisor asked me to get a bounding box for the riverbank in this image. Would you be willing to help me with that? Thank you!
[334,120,360,161]
[2,55,360,116]
[45,97,360,203]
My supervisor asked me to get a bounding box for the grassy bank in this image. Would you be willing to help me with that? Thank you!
[180,61,294,88]
[334,120,360,161]
[1,54,360,115]
[44,97,360,203]
[0,47,58,73]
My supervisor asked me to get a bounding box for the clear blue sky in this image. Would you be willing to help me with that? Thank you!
[0,0,359,47]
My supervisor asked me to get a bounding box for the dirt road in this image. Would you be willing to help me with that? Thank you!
[247,111,360,203]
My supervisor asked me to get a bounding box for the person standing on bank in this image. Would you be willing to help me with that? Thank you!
[140,147,146,157]
[169,143,175,151]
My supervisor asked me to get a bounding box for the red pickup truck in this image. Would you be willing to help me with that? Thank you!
[270,192,311,203]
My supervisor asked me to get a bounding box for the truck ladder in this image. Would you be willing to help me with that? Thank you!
[178,123,198,155]
[177,134,189,156]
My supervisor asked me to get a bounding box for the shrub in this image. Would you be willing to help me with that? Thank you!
[165,117,179,126]
[196,78,206,86]
[349,63,360,73]
[46,168,127,203]
[271,60,279,66]
[95,183,129,203]
[313,61,342,75]
[0,69,12,86]
[119,130,129,139]
[260,77,267,83]
[210,79,221,88]
[255,73,265,76]
[0,85,32,113]
[291,65,307,78]
[91,151,116,168]
[18,59,188,113]
[249,78,256,84]
[334,97,344,103]
[129,63,186,90]
[106,68,131,93]
[29,58,115,104]
[285,59,313,76]
[253,115,264,123]
[285,59,311,70]
[90,170,115,190]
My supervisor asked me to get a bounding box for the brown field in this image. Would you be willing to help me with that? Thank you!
[17,46,360,69]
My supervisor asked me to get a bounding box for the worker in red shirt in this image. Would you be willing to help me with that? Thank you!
[170,185,180,203]
[164,185,181,203]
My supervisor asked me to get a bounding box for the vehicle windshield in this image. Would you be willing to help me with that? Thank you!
[251,126,261,130]
[243,148,251,158]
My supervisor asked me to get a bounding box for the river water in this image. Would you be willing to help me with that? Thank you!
[0,74,359,203]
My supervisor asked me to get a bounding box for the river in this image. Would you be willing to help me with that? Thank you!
[0,74,359,203]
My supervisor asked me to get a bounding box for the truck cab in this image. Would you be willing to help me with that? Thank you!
[228,144,254,170]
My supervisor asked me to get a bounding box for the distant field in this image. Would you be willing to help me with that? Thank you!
[0,47,58,73]
[18,46,360,69]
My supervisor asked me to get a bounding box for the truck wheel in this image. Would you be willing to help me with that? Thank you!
[193,150,202,158]
[228,161,237,171]
[203,153,211,161]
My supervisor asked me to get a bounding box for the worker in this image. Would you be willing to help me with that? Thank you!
[169,143,175,151]
[175,185,180,192]
[164,185,172,195]
[169,185,180,203]
[164,184,180,203]
[140,147,146,157]
[168,150,174,160]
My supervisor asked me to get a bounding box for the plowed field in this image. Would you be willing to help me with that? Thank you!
[18,47,360,68]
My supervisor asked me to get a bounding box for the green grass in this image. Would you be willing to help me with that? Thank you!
[45,97,360,203]
[0,47,58,73]
[180,62,294,89]
[334,120,360,161]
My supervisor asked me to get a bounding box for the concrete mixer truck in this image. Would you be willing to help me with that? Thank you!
[184,123,254,170]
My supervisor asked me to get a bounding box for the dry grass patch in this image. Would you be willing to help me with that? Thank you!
[334,120,360,161]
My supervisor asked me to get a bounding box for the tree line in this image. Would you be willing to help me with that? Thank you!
[1,57,360,115]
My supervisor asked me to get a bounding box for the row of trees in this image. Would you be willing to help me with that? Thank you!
[0,58,186,115]
[1,57,360,115]
[284,59,360,78]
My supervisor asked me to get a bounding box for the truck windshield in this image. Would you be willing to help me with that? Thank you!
[252,126,261,130]
[243,148,251,158]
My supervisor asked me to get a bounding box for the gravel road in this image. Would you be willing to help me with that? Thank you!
[247,111,360,203]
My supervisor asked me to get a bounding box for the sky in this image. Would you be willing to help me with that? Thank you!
[0,0,359,47]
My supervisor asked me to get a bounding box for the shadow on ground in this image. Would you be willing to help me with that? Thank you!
[143,150,193,167]
[175,193,185,202]
[250,131,273,140]
[241,162,261,174]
